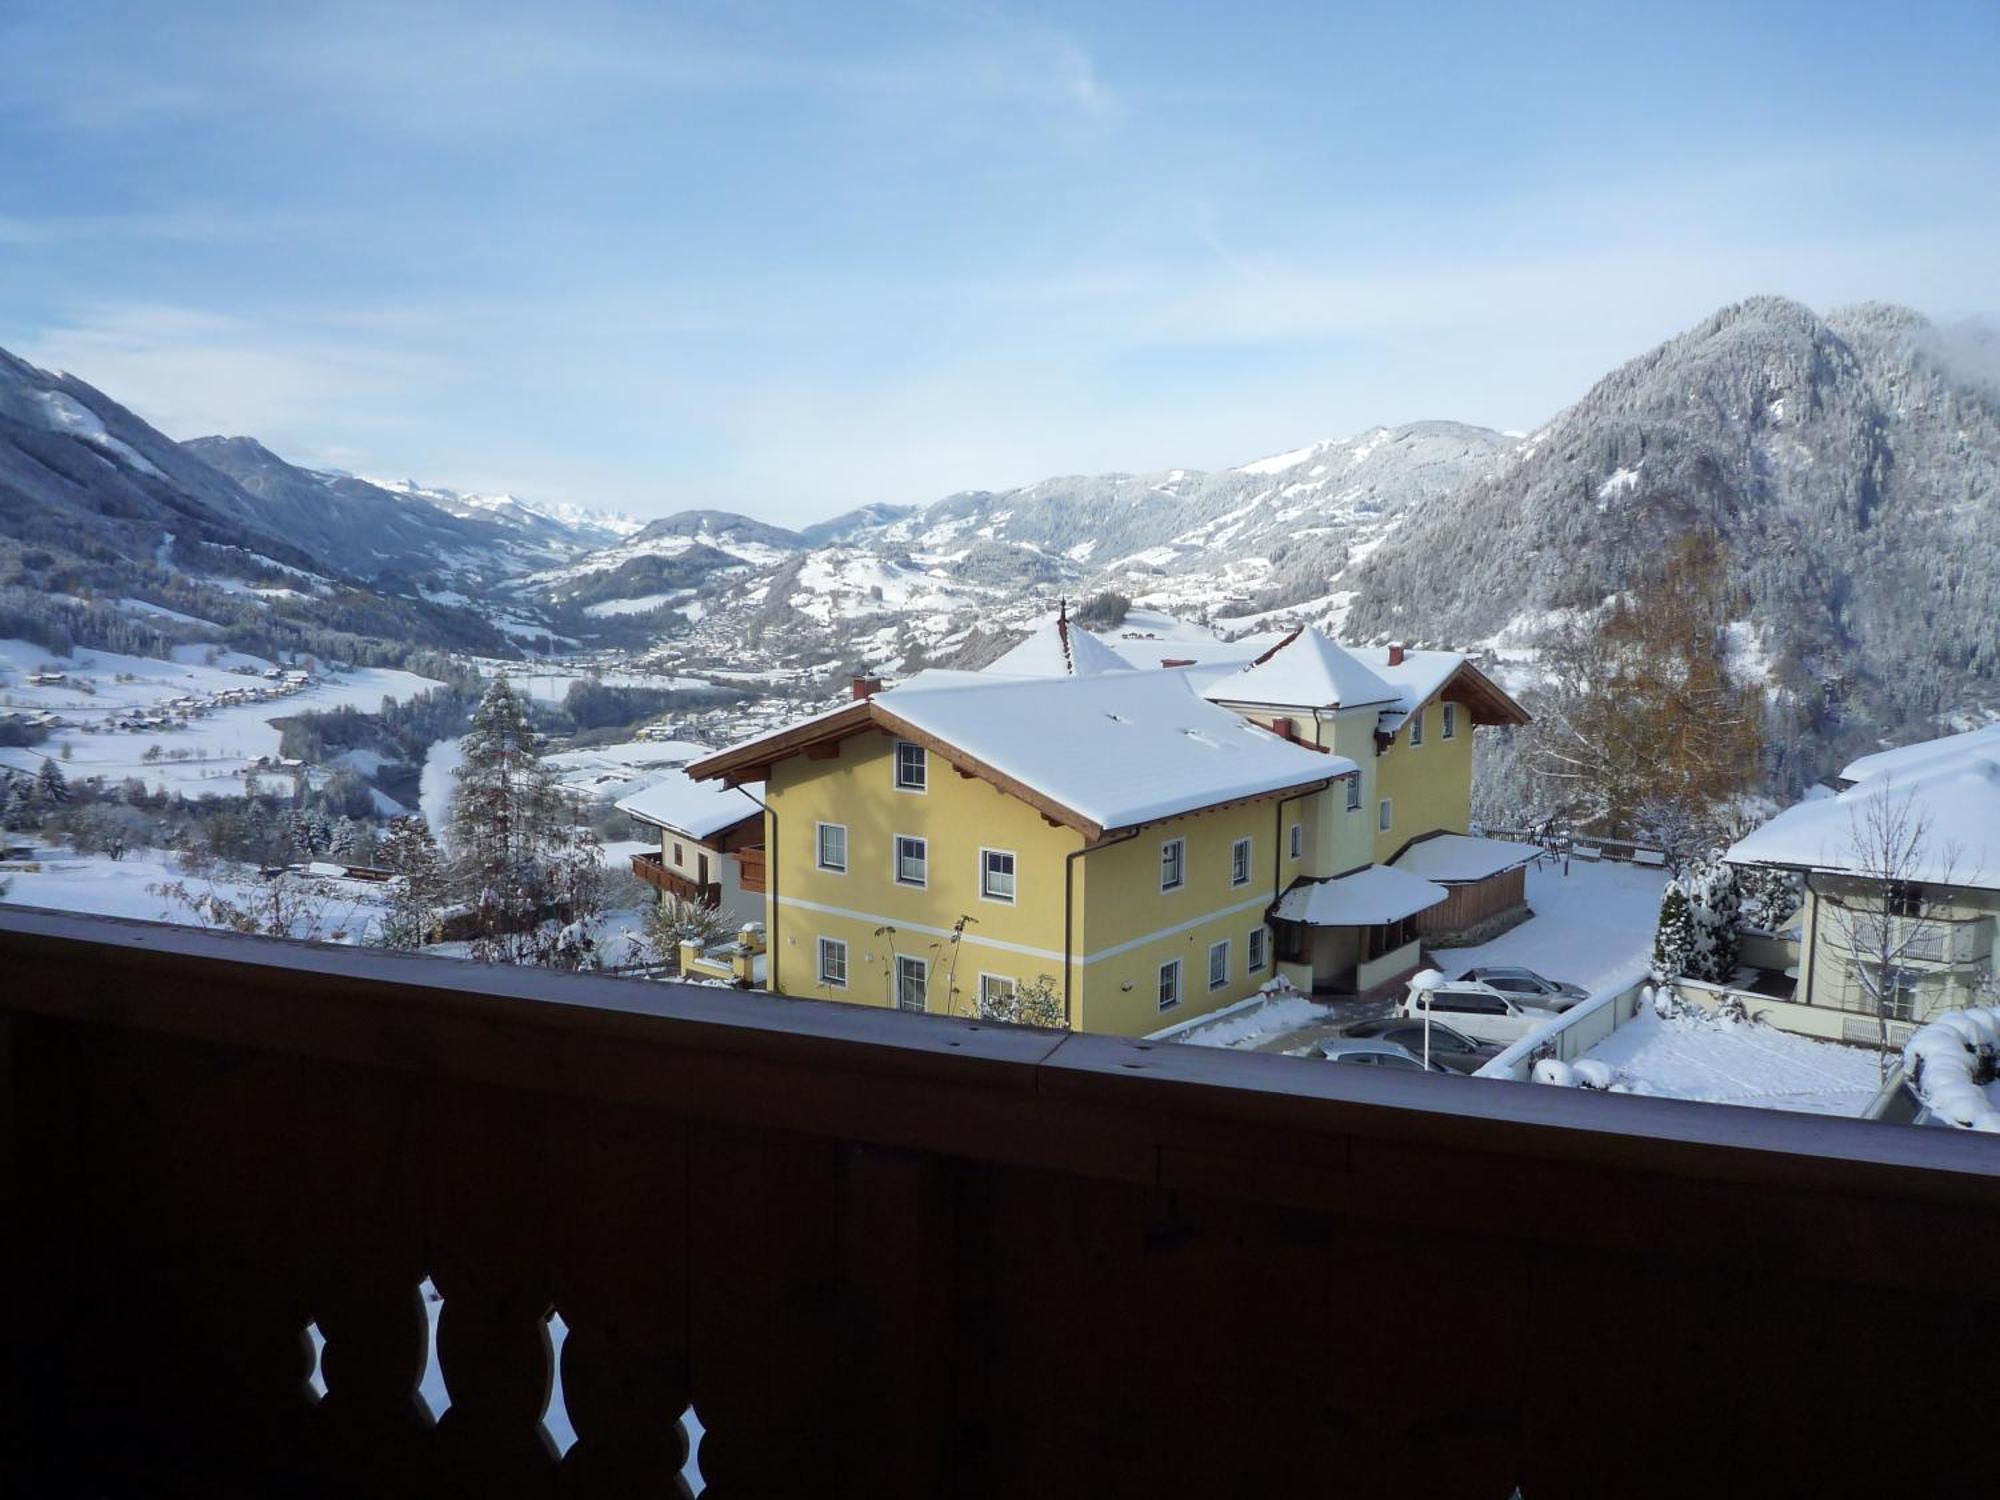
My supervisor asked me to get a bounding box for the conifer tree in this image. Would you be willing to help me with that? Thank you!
[378,816,448,950]
[35,758,70,809]
[1651,882,1697,983]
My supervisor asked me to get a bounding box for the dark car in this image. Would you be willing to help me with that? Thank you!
[1343,1016,1502,1075]
[1455,965,1589,1009]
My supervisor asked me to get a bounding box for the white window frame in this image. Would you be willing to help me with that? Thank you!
[1379,798,1393,834]
[977,972,1017,1013]
[1247,926,1268,972]
[893,834,928,888]
[1346,775,1362,813]
[815,821,848,873]
[1442,702,1458,739]
[817,936,848,989]
[1208,939,1230,991]
[1289,822,1303,859]
[1230,836,1253,887]
[979,847,1017,904]
[1158,958,1182,1012]
[1160,837,1186,892]
[893,739,927,792]
[1409,708,1425,747]
[895,953,928,1012]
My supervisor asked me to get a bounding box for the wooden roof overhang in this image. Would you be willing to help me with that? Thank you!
[1437,660,1532,728]
[687,700,1340,846]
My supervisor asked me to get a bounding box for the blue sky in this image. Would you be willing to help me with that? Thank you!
[3,1,1997,525]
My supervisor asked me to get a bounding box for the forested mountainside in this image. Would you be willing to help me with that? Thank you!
[1348,297,2000,774]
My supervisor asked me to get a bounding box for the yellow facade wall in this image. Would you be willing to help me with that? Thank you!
[1370,697,1474,863]
[765,731,1082,1016]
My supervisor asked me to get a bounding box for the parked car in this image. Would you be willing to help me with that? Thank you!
[1396,983,1561,1046]
[1455,965,1590,1010]
[1342,1017,1502,1075]
[1315,1037,1445,1072]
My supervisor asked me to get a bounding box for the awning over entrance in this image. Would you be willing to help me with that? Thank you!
[1271,865,1449,927]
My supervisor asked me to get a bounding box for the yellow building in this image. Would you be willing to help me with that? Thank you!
[688,620,1530,1033]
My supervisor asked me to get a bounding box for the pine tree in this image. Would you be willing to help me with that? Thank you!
[1682,856,1744,983]
[329,816,360,861]
[1651,882,1698,983]
[35,758,70,809]
[377,817,447,949]
[445,678,600,964]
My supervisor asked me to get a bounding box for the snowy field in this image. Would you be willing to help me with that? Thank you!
[0,638,441,798]
[1,848,391,943]
[542,738,714,801]
[1582,1008,1883,1117]
[1431,857,1667,993]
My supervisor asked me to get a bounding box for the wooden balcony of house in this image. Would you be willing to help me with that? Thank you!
[3,903,1997,1498]
[629,850,721,908]
[735,844,766,894]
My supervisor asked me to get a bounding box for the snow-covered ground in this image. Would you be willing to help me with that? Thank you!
[0,638,441,798]
[1582,1007,1883,1117]
[542,738,713,801]
[1431,857,1667,993]
[1,847,390,942]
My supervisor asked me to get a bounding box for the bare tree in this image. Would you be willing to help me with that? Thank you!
[1815,780,1964,1078]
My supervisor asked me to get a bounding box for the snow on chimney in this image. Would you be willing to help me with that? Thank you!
[851,676,882,700]
[1388,642,1406,667]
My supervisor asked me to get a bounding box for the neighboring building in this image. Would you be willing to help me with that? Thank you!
[1727,731,2000,1043]
[615,771,767,927]
[982,608,1134,678]
[687,621,1531,1033]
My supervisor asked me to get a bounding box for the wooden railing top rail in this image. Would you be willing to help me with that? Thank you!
[3,903,1996,1293]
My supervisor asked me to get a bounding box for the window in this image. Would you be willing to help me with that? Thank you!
[672,840,684,865]
[817,937,848,989]
[1442,702,1458,739]
[1248,927,1268,972]
[1886,882,1923,918]
[1378,799,1393,834]
[1429,992,1507,1016]
[894,835,928,886]
[816,822,848,872]
[981,848,1016,903]
[977,973,1017,1014]
[895,954,928,1012]
[1161,838,1186,892]
[1208,940,1230,990]
[1346,775,1362,812]
[1158,958,1182,1011]
[1289,822,1303,859]
[1409,709,1424,747]
[894,740,926,791]
[1230,837,1252,887]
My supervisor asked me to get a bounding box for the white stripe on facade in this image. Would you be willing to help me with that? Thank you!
[775,890,1275,968]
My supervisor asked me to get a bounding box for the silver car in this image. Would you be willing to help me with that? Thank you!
[1456,965,1589,1010]
[1316,1037,1450,1072]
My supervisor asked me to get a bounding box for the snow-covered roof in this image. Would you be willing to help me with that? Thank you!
[1099,609,1272,669]
[1271,865,1448,926]
[1726,752,2000,890]
[1839,722,2000,787]
[1345,645,1469,732]
[615,771,764,840]
[692,668,1353,836]
[1200,628,1398,711]
[984,616,1134,678]
[1390,834,1541,884]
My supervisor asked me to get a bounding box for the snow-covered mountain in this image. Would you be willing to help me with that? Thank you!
[362,476,642,551]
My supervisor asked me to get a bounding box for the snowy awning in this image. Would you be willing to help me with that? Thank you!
[1390,834,1541,884]
[1271,865,1448,927]
[615,772,764,841]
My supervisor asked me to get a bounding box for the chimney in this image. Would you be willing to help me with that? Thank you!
[1161,657,1195,669]
[851,675,882,701]
[1271,716,1295,740]
[1387,642,1406,667]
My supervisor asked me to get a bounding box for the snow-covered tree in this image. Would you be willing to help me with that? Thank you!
[1651,883,1697,983]
[976,972,1067,1030]
[329,816,360,860]
[640,893,734,973]
[1681,855,1744,984]
[1737,864,1802,932]
[445,679,605,966]
[34,758,69,810]
[376,817,447,950]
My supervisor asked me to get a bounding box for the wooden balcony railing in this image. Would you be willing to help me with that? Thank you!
[630,850,721,908]
[3,903,1997,1497]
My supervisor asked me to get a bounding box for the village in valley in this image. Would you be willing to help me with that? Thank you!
[6,583,1993,1134]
